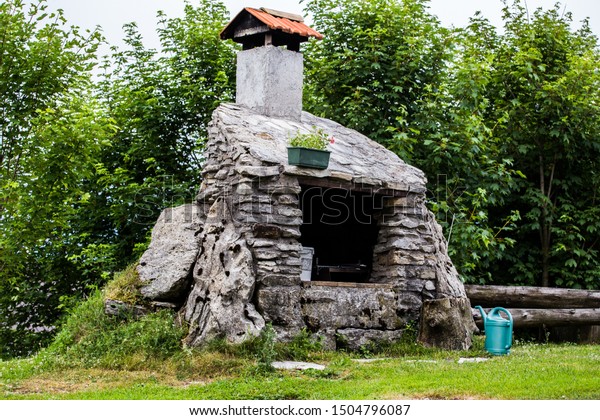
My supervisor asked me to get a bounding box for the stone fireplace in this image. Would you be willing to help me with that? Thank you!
[135,7,476,350]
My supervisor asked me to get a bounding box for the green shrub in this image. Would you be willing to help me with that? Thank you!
[276,328,323,361]
[255,324,277,373]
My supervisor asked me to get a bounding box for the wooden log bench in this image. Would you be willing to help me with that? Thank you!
[465,284,600,342]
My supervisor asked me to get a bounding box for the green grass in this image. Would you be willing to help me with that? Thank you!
[1,342,599,400]
[2,269,598,400]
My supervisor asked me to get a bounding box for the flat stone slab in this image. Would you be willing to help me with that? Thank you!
[352,358,390,364]
[271,361,326,370]
[213,103,427,192]
[458,357,490,364]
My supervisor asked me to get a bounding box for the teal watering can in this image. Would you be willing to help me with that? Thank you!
[475,306,513,355]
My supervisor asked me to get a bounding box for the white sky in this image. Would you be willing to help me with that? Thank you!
[42,0,600,52]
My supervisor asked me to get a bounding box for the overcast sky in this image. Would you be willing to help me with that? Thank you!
[43,0,600,52]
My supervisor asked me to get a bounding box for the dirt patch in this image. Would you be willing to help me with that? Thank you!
[6,369,190,396]
[384,391,489,400]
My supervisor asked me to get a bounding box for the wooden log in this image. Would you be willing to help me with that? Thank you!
[472,308,600,328]
[465,284,600,309]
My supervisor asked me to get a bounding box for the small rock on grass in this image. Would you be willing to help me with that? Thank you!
[458,357,489,364]
[271,361,326,370]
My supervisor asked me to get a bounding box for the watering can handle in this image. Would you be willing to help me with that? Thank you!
[494,307,513,323]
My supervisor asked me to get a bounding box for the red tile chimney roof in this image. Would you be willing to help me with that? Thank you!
[220,7,323,41]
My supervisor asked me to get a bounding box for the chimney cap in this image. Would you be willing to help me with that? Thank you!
[220,7,323,51]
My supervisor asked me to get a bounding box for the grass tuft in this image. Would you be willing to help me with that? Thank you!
[103,263,143,305]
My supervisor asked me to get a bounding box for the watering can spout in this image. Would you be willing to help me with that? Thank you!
[475,305,487,328]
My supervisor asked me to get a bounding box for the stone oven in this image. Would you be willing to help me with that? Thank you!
[136,7,476,350]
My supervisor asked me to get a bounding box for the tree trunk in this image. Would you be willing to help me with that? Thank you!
[465,284,600,309]
[541,245,550,287]
[473,308,600,328]
[419,297,477,350]
[538,153,556,288]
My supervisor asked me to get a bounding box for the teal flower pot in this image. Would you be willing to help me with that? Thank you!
[287,147,330,169]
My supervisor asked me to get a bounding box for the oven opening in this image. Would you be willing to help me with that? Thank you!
[299,185,382,283]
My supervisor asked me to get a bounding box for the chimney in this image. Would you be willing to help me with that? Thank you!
[220,7,323,121]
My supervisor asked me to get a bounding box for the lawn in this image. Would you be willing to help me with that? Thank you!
[1,342,599,400]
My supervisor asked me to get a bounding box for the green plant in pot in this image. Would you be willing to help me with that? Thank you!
[287,126,335,169]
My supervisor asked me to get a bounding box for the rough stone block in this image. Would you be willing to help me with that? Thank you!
[276,194,299,205]
[252,223,283,239]
[418,297,477,350]
[302,285,403,330]
[329,171,354,182]
[246,238,276,248]
[397,292,423,314]
[138,204,203,301]
[235,183,254,195]
[254,249,279,260]
[336,328,404,351]
[257,274,301,287]
[277,207,303,217]
[280,227,302,238]
[393,279,428,293]
[236,165,282,178]
[394,265,437,281]
[275,242,303,252]
[181,199,265,347]
[257,286,304,328]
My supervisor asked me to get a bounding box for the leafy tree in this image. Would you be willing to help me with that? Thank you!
[486,1,600,288]
[411,1,600,288]
[1,0,237,358]
[304,0,600,289]
[404,13,522,284]
[73,0,237,280]
[302,0,449,145]
[0,0,107,357]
